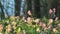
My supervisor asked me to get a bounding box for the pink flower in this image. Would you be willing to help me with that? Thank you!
[42,23,46,29]
[34,19,40,23]
[7,25,12,32]
[0,24,3,31]
[39,21,43,26]
[48,25,53,30]
[48,19,53,25]
[49,19,53,23]
[53,28,57,32]
[27,17,31,24]
[49,9,53,14]
[39,22,47,30]
[27,10,32,16]
[55,17,58,21]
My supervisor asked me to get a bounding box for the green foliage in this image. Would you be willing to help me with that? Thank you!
[0,17,60,34]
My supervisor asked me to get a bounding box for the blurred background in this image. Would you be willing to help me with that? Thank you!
[0,0,60,20]
[0,0,60,34]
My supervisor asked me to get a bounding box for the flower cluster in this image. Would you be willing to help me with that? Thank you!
[0,10,60,34]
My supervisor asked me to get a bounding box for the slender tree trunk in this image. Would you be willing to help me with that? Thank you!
[35,0,40,18]
[15,0,21,16]
[40,0,47,18]
[0,2,4,19]
[27,0,32,10]
[31,0,35,17]
[24,0,27,18]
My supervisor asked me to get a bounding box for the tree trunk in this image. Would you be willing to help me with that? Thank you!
[0,2,4,19]
[31,0,35,17]
[40,0,47,18]
[15,0,21,16]
[34,0,40,18]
